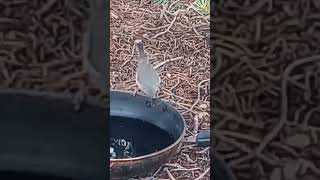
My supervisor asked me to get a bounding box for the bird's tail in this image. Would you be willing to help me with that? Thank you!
[135,39,149,63]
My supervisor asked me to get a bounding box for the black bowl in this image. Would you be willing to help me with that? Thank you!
[110,90,237,180]
[110,90,186,179]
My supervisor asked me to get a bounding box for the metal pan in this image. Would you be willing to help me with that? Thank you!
[110,90,186,179]
[0,89,107,180]
[110,90,236,180]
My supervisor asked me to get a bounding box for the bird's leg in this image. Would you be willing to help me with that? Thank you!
[151,97,161,107]
[150,90,162,106]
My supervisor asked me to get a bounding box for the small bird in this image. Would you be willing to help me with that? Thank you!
[134,39,161,101]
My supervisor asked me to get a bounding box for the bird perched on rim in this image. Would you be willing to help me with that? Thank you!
[134,39,161,101]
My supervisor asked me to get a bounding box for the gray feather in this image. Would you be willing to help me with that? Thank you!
[135,40,161,98]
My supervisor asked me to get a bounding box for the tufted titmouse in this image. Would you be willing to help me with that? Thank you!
[134,39,161,100]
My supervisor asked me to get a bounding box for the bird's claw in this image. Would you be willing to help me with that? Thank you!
[133,88,138,97]
[146,98,160,108]
[133,91,137,97]
[151,98,156,106]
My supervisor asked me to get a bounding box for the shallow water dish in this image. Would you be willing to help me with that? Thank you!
[110,90,237,180]
[110,90,186,179]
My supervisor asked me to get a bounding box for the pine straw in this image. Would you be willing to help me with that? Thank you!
[0,0,106,100]
[215,0,320,180]
[110,0,210,179]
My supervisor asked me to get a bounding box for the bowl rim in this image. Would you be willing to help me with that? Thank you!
[110,89,187,162]
[0,88,106,108]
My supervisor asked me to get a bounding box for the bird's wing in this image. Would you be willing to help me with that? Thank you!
[137,63,160,87]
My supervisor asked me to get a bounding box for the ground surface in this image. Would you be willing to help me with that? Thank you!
[110,0,210,179]
[215,1,320,180]
[0,0,105,99]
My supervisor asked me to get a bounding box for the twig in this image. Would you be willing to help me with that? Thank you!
[164,168,176,180]
[196,147,210,154]
[190,79,209,110]
[171,167,201,171]
[168,0,181,12]
[256,55,320,155]
[215,133,252,153]
[154,56,183,69]
[37,0,57,17]
[152,166,163,177]
[154,12,179,38]
[141,24,171,31]
[302,106,320,126]
[215,108,263,128]
[194,168,210,180]
[240,0,272,15]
